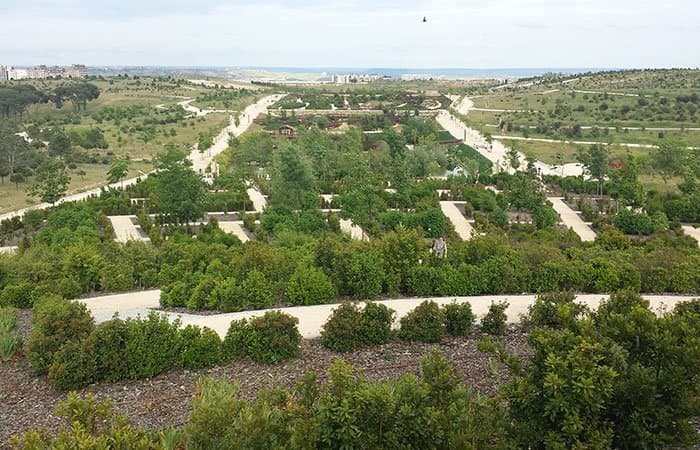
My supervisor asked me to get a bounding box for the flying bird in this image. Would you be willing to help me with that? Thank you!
[422,16,427,23]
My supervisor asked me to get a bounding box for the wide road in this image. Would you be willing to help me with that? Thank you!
[79,290,696,339]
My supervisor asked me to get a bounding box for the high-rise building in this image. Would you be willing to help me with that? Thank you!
[0,65,8,82]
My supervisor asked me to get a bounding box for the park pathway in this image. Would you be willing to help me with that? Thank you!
[443,97,584,177]
[108,215,146,243]
[548,197,596,241]
[439,201,474,240]
[78,290,694,339]
[681,225,700,247]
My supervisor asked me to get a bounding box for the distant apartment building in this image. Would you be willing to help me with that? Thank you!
[67,64,88,78]
[0,65,8,82]
[5,64,88,80]
[8,67,28,80]
[332,73,381,84]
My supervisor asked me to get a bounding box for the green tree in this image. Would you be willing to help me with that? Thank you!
[107,158,129,188]
[578,144,609,195]
[150,150,206,224]
[27,160,71,205]
[650,139,687,190]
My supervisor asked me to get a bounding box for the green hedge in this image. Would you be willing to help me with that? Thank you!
[223,311,301,363]
[321,301,395,352]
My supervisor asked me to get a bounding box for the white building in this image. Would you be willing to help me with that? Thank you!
[332,73,381,84]
[0,65,8,82]
[8,67,28,80]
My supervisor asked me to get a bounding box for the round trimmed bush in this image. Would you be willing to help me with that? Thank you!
[442,302,475,336]
[399,301,444,343]
[224,311,301,363]
[0,282,34,309]
[48,340,96,391]
[27,297,95,375]
[361,302,394,346]
[178,325,223,369]
[321,302,363,352]
[287,266,337,306]
[481,301,509,335]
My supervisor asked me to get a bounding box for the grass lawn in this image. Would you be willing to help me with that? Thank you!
[0,161,153,213]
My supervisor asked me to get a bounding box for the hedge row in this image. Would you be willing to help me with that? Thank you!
[321,300,504,350]
[27,295,304,390]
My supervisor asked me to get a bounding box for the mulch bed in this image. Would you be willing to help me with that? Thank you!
[0,314,530,445]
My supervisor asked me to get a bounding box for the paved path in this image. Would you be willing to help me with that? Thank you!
[0,246,18,255]
[440,102,583,177]
[189,94,285,176]
[439,201,474,240]
[494,134,669,150]
[78,290,696,339]
[108,215,146,243]
[245,185,268,213]
[339,219,368,241]
[217,221,251,242]
[177,99,235,117]
[548,197,596,241]
[681,225,700,247]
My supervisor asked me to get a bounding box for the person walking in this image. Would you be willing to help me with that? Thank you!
[432,236,447,259]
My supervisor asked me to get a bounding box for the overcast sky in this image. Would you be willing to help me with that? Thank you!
[0,0,698,68]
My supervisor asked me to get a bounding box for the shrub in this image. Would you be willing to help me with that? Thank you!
[240,270,273,309]
[224,311,301,363]
[211,277,244,312]
[27,297,95,375]
[10,393,153,448]
[481,301,509,335]
[89,317,129,382]
[522,292,588,331]
[0,308,21,361]
[123,312,181,379]
[286,266,337,306]
[0,282,33,308]
[442,301,475,336]
[321,301,395,352]
[0,307,17,334]
[179,325,223,369]
[321,302,363,352]
[47,340,97,390]
[399,301,444,343]
[361,302,394,345]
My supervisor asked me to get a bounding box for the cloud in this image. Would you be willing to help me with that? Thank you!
[0,0,698,67]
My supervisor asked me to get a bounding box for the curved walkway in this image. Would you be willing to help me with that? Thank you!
[78,290,695,339]
[441,99,583,177]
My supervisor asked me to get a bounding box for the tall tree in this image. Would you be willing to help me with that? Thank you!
[150,150,206,224]
[269,142,316,210]
[27,160,71,205]
[107,158,130,188]
[578,144,609,195]
[650,139,687,190]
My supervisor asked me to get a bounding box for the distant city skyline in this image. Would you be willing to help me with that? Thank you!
[0,0,698,68]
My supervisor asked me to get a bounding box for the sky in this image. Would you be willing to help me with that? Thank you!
[0,0,698,68]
